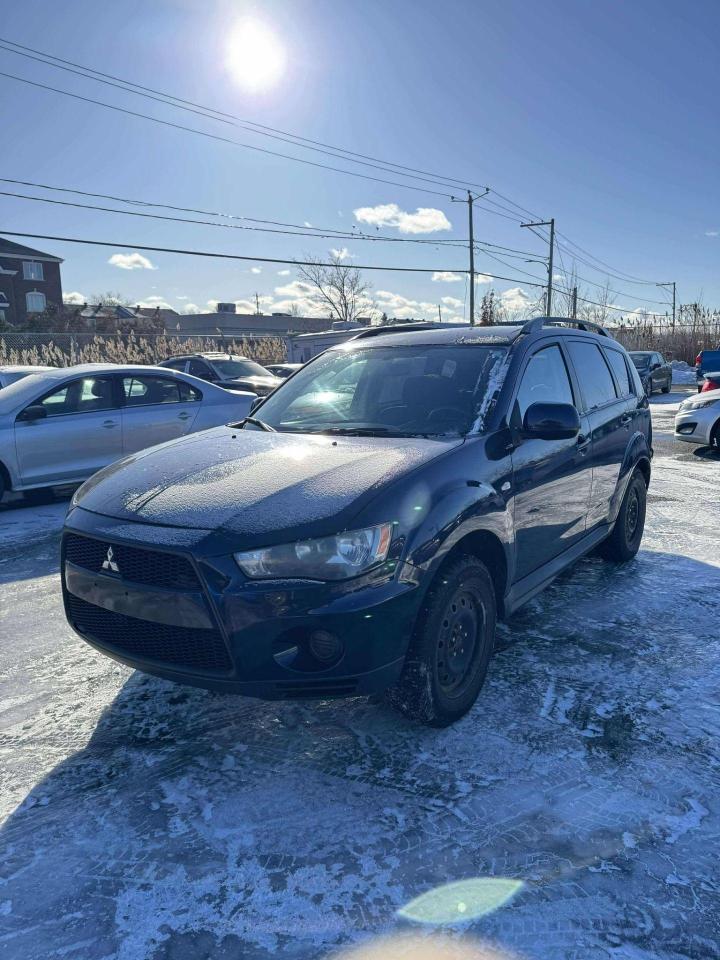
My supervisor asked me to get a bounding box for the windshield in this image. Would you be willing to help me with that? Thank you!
[212,358,272,379]
[252,343,509,436]
[630,353,652,368]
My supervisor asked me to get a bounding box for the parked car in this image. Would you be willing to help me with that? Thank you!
[674,388,720,450]
[695,350,720,391]
[159,353,281,396]
[700,371,720,392]
[628,351,672,395]
[0,364,55,389]
[62,318,651,726]
[265,363,304,379]
[0,363,255,499]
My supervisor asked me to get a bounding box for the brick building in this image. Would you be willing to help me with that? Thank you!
[0,239,63,327]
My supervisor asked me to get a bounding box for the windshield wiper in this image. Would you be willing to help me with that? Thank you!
[316,426,439,438]
[230,416,276,432]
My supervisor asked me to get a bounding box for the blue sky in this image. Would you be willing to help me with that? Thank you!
[2,0,718,321]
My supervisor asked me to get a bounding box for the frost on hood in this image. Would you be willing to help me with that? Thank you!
[469,352,512,434]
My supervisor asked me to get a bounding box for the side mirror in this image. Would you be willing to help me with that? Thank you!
[523,402,580,440]
[17,404,47,423]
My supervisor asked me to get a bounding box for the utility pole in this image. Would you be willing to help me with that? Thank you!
[437,303,442,323]
[657,281,676,329]
[255,292,261,316]
[521,218,555,315]
[571,286,578,320]
[451,188,489,326]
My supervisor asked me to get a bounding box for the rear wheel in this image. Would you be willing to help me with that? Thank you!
[0,471,6,503]
[644,378,652,396]
[661,381,671,394]
[598,471,647,562]
[386,555,496,726]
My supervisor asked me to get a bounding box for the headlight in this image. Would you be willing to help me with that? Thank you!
[234,523,394,581]
[684,398,719,410]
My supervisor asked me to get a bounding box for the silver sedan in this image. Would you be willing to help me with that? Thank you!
[0,363,256,498]
[674,388,720,450]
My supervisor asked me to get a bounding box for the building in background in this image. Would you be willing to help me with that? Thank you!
[170,302,330,337]
[0,239,63,327]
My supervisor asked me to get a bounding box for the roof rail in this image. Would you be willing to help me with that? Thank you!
[519,316,612,338]
[351,321,449,341]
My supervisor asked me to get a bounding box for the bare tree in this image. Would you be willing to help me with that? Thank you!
[296,254,374,324]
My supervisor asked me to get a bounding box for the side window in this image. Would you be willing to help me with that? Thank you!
[164,359,188,372]
[566,341,618,410]
[604,348,632,398]
[515,345,574,422]
[188,360,212,379]
[178,381,202,402]
[26,291,46,313]
[122,376,183,406]
[37,377,115,416]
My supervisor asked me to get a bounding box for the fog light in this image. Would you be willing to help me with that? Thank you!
[308,630,343,663]
[677,423,696,435]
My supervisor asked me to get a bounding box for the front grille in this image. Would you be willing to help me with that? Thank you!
[64,534,200,591]
[274,679,358,699]
[67,594,232,673]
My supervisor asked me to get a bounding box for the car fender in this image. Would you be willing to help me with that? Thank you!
[608,430,652,523]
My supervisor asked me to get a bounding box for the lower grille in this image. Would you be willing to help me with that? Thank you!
[64,534,200,591]
[67,594,232,673]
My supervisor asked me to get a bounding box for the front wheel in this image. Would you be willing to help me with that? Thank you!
[598,471,647,562]
[386,555,497,726]
[661,382,671,394]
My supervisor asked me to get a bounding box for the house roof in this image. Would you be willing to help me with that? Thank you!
[0,238,63,263]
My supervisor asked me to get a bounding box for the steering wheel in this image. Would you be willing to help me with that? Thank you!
[426,406,468,426]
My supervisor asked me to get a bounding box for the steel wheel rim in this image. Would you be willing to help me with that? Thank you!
[625,488,640,541]
[436,588,483,696]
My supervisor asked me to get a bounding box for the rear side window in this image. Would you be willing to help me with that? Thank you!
[566,341,618,410]
[515,344,574,421]
[188,360,212,379]
[122,375,200,406]
[604,348,633,397]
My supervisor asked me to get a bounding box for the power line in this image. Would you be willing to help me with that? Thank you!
[0,71,456,200]
[0,36,490,194]
[0,230,550,286]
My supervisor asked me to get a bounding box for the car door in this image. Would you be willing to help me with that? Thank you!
[565,339,629,530]
[510,342,593,581]
[14,375,122,485]
[119,374,202,454]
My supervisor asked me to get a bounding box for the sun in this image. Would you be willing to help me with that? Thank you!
[226,19,286,93]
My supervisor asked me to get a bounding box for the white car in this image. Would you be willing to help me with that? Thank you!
[0,363,256,499]
[674,388,720,450]
[0,364,55,388]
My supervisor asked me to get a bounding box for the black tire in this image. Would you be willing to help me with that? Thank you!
[598,471,647,562]
[386,555,497,726]
[23,487,54,506]
[661,381,671,394]
[0,471,6,503]
[710,421,720,453]
[644,378,652,396]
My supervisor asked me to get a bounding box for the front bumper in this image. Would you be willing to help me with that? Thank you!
[61,507,420,699]
[674,407,716,445]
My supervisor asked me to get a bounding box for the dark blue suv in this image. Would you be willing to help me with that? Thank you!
[62,318,652,726]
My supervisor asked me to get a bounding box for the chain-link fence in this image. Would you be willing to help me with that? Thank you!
[0,332,288,367]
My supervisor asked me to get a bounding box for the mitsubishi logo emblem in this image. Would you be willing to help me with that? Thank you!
[101,546,120,574]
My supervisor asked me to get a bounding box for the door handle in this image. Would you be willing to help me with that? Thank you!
[178,412,191,421]
[577,433,591,451]
[103,419,117,429]
[620,414,632,426]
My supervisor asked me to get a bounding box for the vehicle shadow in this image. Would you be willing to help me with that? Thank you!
[2,549,719,959]
[691,444,720,460]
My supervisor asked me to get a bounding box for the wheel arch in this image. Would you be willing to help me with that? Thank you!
[0,458,12,495]
[437,528,509,618]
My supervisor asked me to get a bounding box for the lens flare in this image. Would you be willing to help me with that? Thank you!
[226,19,286,92]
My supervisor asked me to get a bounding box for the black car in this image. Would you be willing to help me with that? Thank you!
[63,318,652,726]
[628,350,672,395]
[159,353,281,396]
[265,362,304,379]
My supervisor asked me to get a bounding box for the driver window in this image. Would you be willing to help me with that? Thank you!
[515,345,574,423]
[37,377,115,416]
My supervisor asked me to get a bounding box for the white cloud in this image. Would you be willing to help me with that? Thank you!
[142,295,169,303]
[474,274,492,284]
[330,247,351,261]
[274,280,316,298]
[441,296,464,309]
[500,286,534,312]
[277,269,291,276]
[175,295,189,300]
[108,252,157,271]
[432,271,463,283]
[354,203,452,235]
[63,291,86,305]
[138,297,173,309]
[182,303,203,314]
[705,230,719,237]
[250,267,262,274]
[303,221,313,228]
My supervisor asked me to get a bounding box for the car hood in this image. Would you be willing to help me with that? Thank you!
[73,427,462,545]
[220,376,278,389]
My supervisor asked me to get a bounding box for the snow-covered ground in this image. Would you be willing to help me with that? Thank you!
[1,391,719,960]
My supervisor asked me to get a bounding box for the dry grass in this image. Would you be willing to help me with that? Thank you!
[0,333,287,368]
